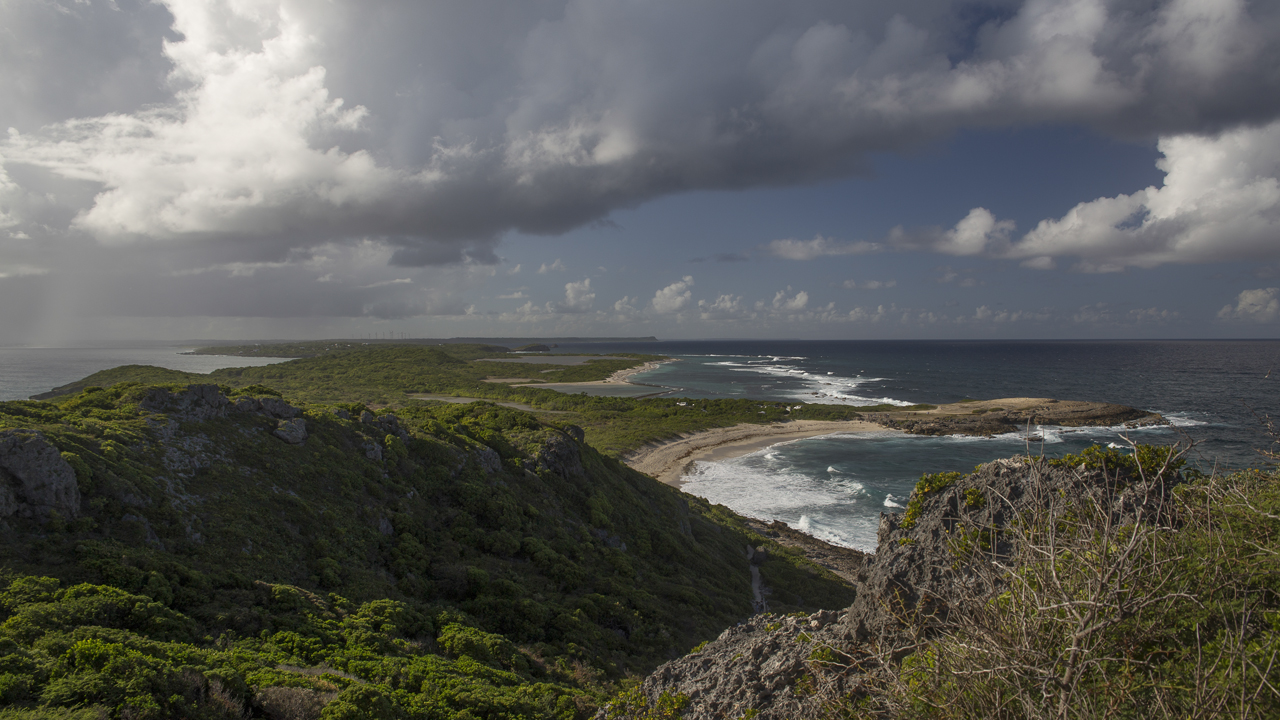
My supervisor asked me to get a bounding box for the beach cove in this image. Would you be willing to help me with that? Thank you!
[622,395,1164,487]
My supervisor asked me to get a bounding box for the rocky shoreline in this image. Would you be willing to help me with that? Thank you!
[863,397,1167,437]
[623,397,1167,485]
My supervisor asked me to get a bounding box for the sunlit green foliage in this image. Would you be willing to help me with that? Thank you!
[31,345,913,459]
[900,472,964,530]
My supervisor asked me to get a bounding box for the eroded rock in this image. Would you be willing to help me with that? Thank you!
[272,418,308,445]
[140,384,230,421]
[623,454,1186,719]
[0,430,80,519]
[536,435,584,479]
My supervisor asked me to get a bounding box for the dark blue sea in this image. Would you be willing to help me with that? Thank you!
[558,340,1280,550]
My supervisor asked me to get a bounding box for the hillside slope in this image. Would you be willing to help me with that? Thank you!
[0,382,855,719]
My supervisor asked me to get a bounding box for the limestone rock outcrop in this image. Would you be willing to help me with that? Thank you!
[0,430,80,519]
[619,454,1185,719]
[535,431,585,479]
[140,384,231,421]
[272,418,308,445]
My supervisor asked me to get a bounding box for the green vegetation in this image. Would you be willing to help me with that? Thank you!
[832,446,1280,718]
[1047,442,1189,479]
[600,687,690,719]
[0,368,856,718]
[32,345,901,459]
[899,472,964,530]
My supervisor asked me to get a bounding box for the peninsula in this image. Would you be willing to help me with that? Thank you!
[4,344,1254,720]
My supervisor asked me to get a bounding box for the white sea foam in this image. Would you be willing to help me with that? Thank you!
[1164,412,1209,427]
[725,360,915,407]
[883,495,903,509]
[796,515,860,548]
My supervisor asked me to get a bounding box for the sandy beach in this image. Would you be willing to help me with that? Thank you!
[504,358,675,397]
[604,359,671,383]
[624,419,894,487]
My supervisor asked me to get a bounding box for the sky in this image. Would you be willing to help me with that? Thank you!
[1,0,1279,344]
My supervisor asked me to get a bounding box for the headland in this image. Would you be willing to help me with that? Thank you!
[623,396,1166,485]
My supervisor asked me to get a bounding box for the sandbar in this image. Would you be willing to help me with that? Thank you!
[509,358,675,397]
[624,419,894,487]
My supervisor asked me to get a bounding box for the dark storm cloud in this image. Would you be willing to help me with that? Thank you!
[0,0,179,132]
[0,0,1278,340]
[4,0,1279,255]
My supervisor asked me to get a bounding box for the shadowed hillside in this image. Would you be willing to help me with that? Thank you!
[0,381,854,719]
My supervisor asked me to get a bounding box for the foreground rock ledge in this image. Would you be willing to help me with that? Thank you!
[611,453,1184,719]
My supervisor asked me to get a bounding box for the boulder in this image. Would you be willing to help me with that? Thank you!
[0,430,80,519]
[259,397,300,419]
[233,397,262,413]
[272,418,308,445]
[536,435,585,479]
[139,384,230,421]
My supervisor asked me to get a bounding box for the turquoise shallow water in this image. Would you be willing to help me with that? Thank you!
[560,340,1280,550]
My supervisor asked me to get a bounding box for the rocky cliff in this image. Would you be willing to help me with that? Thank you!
[613,451,1188,719]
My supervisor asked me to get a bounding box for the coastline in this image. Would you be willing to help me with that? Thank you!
[510,358,675,396]
[623,419,895,487]
[604,358,672,383]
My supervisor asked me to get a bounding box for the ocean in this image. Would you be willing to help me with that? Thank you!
[0,340,1275,551]
[557,340,1280,550]
[0,347,290,402]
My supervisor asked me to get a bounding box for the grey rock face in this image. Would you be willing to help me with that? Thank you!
[609,611,843,720]
[474,445,502,475]
[259,397,300,419]
[272,418,308,445]
[366,413,410,443]
[0,430,80,519]
[536,435,584,479]
[234,397,262,413]
[625,456,1183,719]
[140,384,231,421]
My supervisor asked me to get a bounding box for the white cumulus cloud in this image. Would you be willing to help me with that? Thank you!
[557,278,595,313]
[698,294,747,320]
[1218,288,1279,323]
[768,235,879,260]
[652,276,694,314]
[1004,120,1280,270]
[771,287,809,311]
